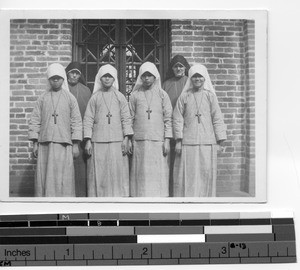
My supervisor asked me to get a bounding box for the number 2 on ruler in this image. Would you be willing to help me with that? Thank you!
[142,247,148,256]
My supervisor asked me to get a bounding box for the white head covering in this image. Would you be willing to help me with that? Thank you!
[132,62,161,92]
[46,63,69,92]
[181,64,215,94]
[93,64,119,93]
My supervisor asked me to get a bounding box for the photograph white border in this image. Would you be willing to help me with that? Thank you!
[0,9,267,203]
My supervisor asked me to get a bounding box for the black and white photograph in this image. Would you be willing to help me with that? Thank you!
[1,10,267,202]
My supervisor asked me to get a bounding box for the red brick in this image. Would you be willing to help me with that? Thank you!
[36,57,59,62]
[10,143,30,149]
[193,20,214,26]
[17,159,32,164]
[226,26,243,32]
[49,30,71,35]
[48,51,72,56]
[42,24,59,29]
[25,51,45,56]
[11,74,24,79]
[18,80,28,84]
[26,96,38,102]
[12,90,34,96]
[182,25,201,30]
[171,25,181,30]
[172,20,191,25]
[14,56,35,62]
[194,41,215,47]
[215,31,235,36]
[10,62,24,67]
[215,42,238,47]
[214,53,233,58]
[19,24,41,29]
[10,97,24,102]
[19,125,29,130]
[28,19,48,23]
[19,34,37,40]
[27,73,46,79]
[194,31,214,36]
[218,153,233,158]
[11,51,24,56]
[10,130,28,136]
[42,34,59,40]
[49,19,70,23]
[62,24,72,29]
[10,108,23,113]
[18,136,31,142]
[11,19,27,23]
[25,29,48,34]
[15,102,36,108]
[184,36,203,41]
[204,26,225,31]
[32,40,41,45]
[10,119,27,125]
[25,108,34,113]
[173,41,194,46]
[215,21,235,26]
[16,46,26,50]
[222,158,245,164]
[203,47,212,52]
[48,40,72,45]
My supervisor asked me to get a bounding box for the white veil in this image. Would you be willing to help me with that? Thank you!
[132,62,162,92]
[46,63,69,92]
[93,64,119,93]
[181,64,215,94]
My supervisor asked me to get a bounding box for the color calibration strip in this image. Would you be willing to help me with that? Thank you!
[0,212,296,266]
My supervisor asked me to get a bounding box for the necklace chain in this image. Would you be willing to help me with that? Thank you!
[193,90,204,124]
[101,91,113,124]
[51,90,63,124]
[143,90,153,120]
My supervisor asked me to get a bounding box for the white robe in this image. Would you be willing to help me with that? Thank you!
[28,89,82,197]
[129,86,173,197]
[83,89,133,197]
[173,88,227,197]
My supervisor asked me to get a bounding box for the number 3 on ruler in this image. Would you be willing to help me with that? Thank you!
[221,247,227,254]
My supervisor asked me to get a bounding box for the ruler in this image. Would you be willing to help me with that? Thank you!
[0,212,297,266]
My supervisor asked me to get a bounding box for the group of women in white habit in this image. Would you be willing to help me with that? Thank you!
[28,55,227,198]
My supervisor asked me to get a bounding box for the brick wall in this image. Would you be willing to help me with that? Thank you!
[10,19,73,196]
[170,19,255,196]
[243,20,255,196]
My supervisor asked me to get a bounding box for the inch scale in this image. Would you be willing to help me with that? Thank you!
[0,212,297,266]
[0,241,296,266]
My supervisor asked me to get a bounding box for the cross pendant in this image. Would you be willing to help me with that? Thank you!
[146,108,152,120]
[195,112,201,124]
[106,112,112,124]
[52,111,58,124]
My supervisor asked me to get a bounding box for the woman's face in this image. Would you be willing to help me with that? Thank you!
[172,62,186,78]
[67,70,81,85]
[100,73,115,90]
[141,72,156,89]
[191,73,205,90]
[49,76,64,91]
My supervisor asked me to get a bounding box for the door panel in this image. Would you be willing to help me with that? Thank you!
[73,19,170,97]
